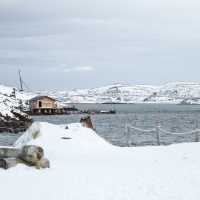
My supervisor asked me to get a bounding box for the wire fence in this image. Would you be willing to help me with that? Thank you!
[124,123,200,146]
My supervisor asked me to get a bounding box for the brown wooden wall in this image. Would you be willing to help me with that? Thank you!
[30,97,57,109]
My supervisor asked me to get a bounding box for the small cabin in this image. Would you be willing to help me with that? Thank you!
[29,96,63,115]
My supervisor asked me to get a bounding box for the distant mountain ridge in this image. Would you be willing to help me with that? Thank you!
[39,82,200,104]
[2,82,200,104]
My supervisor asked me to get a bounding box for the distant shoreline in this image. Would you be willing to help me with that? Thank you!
[67,102,200,106]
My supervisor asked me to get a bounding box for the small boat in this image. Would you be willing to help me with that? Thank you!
[81,109,116,115]
[100,110,116,114]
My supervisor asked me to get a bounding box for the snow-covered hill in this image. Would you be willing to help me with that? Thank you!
[0,85,32,132]
[0,84,35,101]
[2,82,200,104]
[42,83,158,104]
[39,82,200,104]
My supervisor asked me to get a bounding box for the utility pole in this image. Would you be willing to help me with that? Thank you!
[18,70,23,92]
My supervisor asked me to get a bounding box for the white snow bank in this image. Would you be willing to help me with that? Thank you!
[1,122,200,200]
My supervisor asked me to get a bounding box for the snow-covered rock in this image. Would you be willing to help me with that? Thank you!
[1,122,200,200]
[0,88,32,133]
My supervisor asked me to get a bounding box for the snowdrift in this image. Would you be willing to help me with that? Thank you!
[0,122,200,200]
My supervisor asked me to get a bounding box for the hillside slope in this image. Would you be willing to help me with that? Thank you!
[41,82,200,104]
[2,82,200,104]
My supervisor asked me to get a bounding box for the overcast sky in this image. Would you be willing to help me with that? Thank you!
[0,0,200,90]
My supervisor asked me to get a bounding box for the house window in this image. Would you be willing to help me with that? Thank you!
[39,101,42,108]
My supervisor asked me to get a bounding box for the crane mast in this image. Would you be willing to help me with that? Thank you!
[19,70,23,92]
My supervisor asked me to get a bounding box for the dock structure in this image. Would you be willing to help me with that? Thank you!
[29,96,65,115]
[28,95,116,116]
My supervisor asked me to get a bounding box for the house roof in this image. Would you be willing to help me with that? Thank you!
[29,95,56,102]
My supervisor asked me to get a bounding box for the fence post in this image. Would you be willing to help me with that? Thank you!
[127,125,132,147]
[156,126,160,146]
[134,117,137,126]
[195,121,199,142]
[125,124,128,136]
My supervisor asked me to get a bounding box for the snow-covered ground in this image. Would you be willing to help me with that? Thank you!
[1,122,200,200]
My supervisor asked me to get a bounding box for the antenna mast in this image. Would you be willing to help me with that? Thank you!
[19,70,23,92]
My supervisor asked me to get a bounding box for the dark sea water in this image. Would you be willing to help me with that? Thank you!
[1,104,200,147]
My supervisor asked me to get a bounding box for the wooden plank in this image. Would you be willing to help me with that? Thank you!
[0,145,50,169]
[0,148,21,158]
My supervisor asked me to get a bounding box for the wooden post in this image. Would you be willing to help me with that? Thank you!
[195,120,199,142]
[125,124,131,146]
[134,115,137,126]
[80,116,95,130]
[195,132,199,142]
[156,126,160,146]
[127,125,132,147]
[125,124,128,136]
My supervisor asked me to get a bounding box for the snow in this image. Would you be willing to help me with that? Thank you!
[0,93,20,119]
[0,122,200,200]
[38,82,200,104]
[0,92,30,121]
[0,85,32,123]
[3,82,200,104]
[0,84,36,117]
[0,85,14,96]
[0,84,34,100]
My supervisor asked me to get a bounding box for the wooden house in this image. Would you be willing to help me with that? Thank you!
[29,96,64,115]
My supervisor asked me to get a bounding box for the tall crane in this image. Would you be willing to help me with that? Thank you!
[18,70,24,92]
[18,69,31,92]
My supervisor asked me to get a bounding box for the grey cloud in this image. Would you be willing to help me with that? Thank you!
[0,0,200,89]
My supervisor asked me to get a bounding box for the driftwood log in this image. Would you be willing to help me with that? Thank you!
[0,148,21,158]
[0,145,50,170]
[0,158,19,169]
[19,145,49,169]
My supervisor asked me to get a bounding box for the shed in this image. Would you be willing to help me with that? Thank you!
[29,96,61,115]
